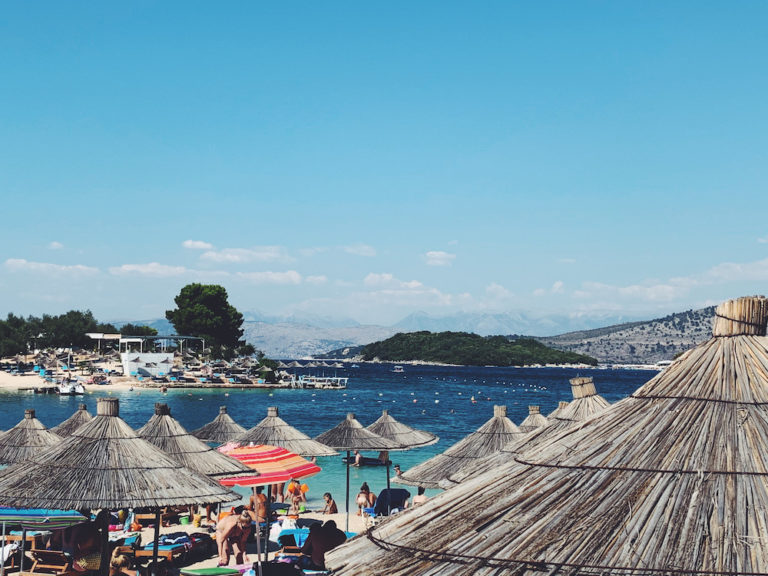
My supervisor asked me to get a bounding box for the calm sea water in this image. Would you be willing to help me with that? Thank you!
[0,364,655,513]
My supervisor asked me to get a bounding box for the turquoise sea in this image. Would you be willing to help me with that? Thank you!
[0,364,656,514]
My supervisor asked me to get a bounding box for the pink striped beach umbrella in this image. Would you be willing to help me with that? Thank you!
[218,444,321,486]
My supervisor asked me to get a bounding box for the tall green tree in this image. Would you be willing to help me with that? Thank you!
[118,323,158,337]
[165,284,245,355]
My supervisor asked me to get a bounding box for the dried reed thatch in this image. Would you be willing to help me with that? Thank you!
[0,409,62,465]
[394,405,522,489]
[443,375,611,487]
[546,400,569,418]
[0,397,238,509]
[190,406,247,444]
[366,409,439,449]
[51,403,93,437]
[518,405,548,432]
[233,406,338,457]
[137,403,254,479]
[326,296,768,576]
[313,413,401,451]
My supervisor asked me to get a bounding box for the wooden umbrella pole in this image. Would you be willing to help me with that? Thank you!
[151,509,161,576]
[345,450,350,533]
[99,510,110,576]
[385,459,392,515]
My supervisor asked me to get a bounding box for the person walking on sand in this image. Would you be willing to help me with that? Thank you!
[215,510,252,566]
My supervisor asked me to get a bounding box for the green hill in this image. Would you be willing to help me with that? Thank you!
[361,331,598,366]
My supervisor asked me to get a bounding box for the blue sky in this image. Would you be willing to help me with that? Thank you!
[2,1,767,330]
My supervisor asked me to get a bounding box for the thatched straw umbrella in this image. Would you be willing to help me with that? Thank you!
[0,398,238,576]
[365,409,439,495]
[326,296,768,576]
[190,406,247,444]
[233,406,338,457]
[546,399,569,418]
[51,403,93,437]
[137,403,255,479]
[443,376,611,487]
[314,413,400,531]
[0,409,62,465]
[518,405,548,432]
[394,405,522,490]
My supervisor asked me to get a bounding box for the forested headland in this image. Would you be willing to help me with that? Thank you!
[361,331,598,366]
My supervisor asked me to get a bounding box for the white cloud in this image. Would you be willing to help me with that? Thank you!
[238,271,302,285]
[486,283,513,300]
[364,273,395,287]
[299,247,328,258]
[109,263,187,277]
[201,247,288,263]
[343,244,377,257]
[5,259,99,275]
[425,251,456,267]
[182,240,213,250]
[759,237,768,244]
[305,275,328,285]
[552,280,564,294]
[48,241,64,250]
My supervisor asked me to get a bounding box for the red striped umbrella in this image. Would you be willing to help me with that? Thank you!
[218,444,321,487]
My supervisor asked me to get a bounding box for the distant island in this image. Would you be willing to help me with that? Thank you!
[356,331,598,366]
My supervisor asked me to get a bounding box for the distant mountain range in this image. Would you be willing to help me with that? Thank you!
[114,306,718,364]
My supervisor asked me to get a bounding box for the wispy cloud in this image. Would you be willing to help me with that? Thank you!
[5,259,99,275]
[425,251,456,267]
[237,271,302,285]
[109,263,188,277]
[343,244,377,257]
[758,236,768,244]
[201,246,288,263]
[48,241,64,250]
[305,275,328,285]
[486,282,513,300]
[182,239,213,250]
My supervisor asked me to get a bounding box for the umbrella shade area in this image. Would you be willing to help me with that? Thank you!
[0,397,239,510]
[137,403,254,479]
[190,406,247,444]
[218,444,321,487]
[0,507,86,530]
[51,403,93,437]
[365,410,438,449]
[232,406,338,457]
[325,296,768,576]
[395,405,522,489]
[0,409,62,465]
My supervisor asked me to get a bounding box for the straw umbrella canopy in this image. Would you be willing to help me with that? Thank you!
[546,400,569,419]
[326,295,768,576]
[0,398,238,576]
[51,403,93,437]
[366,409,439,450]
[314,413,401,531]
[394,405,522,490]
[517,405,549,432]
[0,409,62,465]
[233,406,338,457]
[137,403,255,479]
[443,376,611,487]
[190,406,247,444]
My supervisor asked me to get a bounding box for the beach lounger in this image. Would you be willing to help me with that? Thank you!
[20,550,76,576]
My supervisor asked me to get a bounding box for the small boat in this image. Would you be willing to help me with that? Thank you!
[351,364,360,369]
[392,365,405,373]
[58,381,85,395]
[289,375,348,389]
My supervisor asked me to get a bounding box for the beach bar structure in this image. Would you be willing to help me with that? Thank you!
[326,296,768,576]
